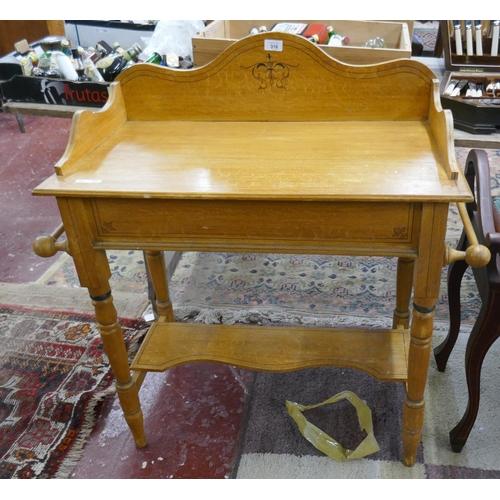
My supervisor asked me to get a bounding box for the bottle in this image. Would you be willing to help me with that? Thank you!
[95,41,142,81]
[122,43,142,62]
[83,59,105,82]
[364,37,386,48]
[61,39,72,56]
[26,50,39,67]
[49,52,60,70]
[96,40,114,53]
[123,59,136,71]
[72,48,91,81]
[145,52,162,64]
[45,64,62,78]
[179,55,193,69]
[56,52,79,80]
[113,42,125,55]
[44,52,62,78]
[328,34,350,47]
[78,45,98,62]
[19,56,33,76]
[121,45,142,71]
[87,47,102,63]
[308,34,320,44]
[82,47,102,64]
[95,41,112,61]
[95,50,128,81]
[326,26,336,43]
[36,53,55,77]
[32,65,46,77]
[165,53,180,68]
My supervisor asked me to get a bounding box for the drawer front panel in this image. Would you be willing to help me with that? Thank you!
[91,199,419,248]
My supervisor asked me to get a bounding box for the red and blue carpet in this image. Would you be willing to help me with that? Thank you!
[0,290,148,478]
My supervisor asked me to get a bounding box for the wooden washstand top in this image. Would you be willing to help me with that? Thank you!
[33,32,472,205]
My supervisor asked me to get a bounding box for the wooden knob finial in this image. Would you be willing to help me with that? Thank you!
[33,235,58,257]
[32,223,68,257]
[465,244,491,268]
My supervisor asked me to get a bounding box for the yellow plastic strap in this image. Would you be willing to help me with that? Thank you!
[286,390,380,461]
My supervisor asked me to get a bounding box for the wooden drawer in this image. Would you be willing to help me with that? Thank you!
[90,198,420,255]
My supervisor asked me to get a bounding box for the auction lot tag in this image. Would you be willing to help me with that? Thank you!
[264,39,283,52]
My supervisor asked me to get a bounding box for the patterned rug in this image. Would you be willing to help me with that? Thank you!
[414,21,439,54]
[36,250,149,294]
[0,305,148,478]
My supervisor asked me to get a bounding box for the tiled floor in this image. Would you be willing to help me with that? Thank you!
[71,366,253,479]
[0,111,252,478]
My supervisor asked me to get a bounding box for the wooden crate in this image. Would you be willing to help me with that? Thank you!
[192,20,411,67]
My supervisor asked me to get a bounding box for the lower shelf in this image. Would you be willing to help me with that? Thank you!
[131,322,409,382]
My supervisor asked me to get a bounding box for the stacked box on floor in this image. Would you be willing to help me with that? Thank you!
[0,36,109,109]
[192,20,411,67]
[440,20,500,134]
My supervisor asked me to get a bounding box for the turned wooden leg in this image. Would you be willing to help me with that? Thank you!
[434,231,469,372]
[402,304,435,466]
[56,198,148,448]
[449,291,500,452]
[91,288,147,448]
[145,250,175,322]
[393,257,415,329]
[402,202,448,467]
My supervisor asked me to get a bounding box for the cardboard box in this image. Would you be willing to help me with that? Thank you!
[440,20,500,135]
[0,36,109,109]
[1,75,109,108]
[192,20,411,67]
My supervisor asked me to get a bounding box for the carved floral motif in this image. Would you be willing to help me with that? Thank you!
[101,221,117,233]
[393,227,408,239]
[242,53,298,90]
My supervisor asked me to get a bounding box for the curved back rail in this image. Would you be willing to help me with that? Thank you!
[118,31,434,122]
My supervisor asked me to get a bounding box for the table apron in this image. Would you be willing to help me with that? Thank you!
[84,198,422,256]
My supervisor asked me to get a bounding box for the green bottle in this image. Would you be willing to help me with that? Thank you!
[326,26,336,44]
[145,52,162,64]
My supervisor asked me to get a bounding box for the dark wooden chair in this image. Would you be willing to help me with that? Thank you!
[434,148,500,452]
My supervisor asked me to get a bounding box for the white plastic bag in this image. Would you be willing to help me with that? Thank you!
[140,20,205,60]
